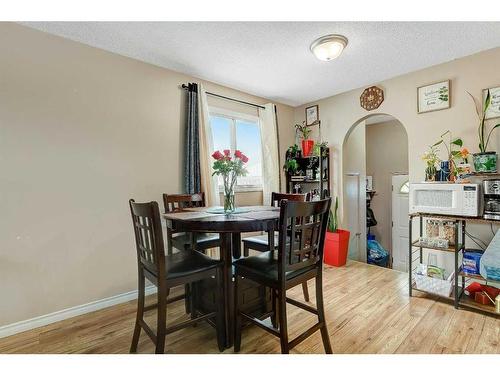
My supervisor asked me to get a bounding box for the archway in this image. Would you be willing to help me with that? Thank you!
[342,113,408,269]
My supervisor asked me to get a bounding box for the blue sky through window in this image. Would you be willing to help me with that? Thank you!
[210,114,262,188]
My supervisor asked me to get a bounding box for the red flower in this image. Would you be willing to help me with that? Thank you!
[223,149,231,157]
[234,150,242,159]
[212,150,223,160]
[240,154,249,163]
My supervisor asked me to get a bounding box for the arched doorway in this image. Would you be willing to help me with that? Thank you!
[342,114,408,269]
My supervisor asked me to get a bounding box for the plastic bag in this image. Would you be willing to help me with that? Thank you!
[480,229,500,281]
[367,239,389,267]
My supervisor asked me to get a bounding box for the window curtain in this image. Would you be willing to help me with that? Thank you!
[198,84,220,206]
[258,103,281,205]
[183,83,201,194]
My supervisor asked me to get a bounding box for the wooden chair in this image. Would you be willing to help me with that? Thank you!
[163,193,220,254]
[242,192,311,301]
[129,199,225,354]
[233,198,333,354]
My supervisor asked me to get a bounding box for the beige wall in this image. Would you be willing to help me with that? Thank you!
[294,47,500,229]
[366,120,408,252]
[0,23,294,326]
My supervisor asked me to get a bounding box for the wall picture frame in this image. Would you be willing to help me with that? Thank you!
[417,80,451,114]
[483,86,500,120]
[305,105,319,126]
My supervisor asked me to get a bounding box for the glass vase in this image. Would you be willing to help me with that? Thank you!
[223,191,235,214]
[223,173,236,214]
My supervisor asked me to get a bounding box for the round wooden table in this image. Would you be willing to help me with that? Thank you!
[163,205,280,348]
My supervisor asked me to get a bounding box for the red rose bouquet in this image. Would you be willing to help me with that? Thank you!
[212,149,248,213]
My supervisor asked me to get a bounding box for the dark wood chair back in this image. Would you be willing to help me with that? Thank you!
[277,198,331,278]
[129,199,166,278]
[163,193,206,213]
[270,192,308,207]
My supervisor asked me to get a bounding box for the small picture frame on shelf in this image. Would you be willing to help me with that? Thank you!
[483,86,500,120]
[305,105,319,125]
[417,80,451,114]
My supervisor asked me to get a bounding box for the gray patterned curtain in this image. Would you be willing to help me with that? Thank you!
[184,83,201,194]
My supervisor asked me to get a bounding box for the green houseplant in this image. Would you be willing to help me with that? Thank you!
[283,159,299,175]
[467,90,500,173]
[432,130,467,181]
[295,121,314,156]
[313,141,328,156]
[323,197,350,267]
[421,144,441,181]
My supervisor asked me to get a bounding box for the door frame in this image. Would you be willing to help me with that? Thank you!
[391,173,409,271]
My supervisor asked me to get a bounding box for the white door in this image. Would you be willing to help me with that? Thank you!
[391,175,409,272]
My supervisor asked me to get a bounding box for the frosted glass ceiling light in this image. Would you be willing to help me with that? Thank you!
[310,34,348,61]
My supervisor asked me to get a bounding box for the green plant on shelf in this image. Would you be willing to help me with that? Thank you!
[313,141,328,156]
[295,121,312,140]
[286,144,300,158]
[283,159,299,175]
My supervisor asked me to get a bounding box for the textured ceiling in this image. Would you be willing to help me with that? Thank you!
[21,22,500,106]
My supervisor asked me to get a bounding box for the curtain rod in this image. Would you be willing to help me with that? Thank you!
[181,84,266,110]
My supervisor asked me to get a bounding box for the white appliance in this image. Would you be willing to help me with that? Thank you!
[409,183,480,217]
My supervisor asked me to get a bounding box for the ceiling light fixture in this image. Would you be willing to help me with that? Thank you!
[310,34,348,61]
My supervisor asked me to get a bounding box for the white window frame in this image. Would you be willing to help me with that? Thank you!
[208,106,263,193]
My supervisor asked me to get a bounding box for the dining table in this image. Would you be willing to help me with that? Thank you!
[162,205,280,348]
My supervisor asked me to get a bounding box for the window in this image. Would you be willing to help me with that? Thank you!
[209,108,262,191]
[399,181,410,194]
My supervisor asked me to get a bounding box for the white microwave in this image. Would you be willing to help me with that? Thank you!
[409,183,480,217]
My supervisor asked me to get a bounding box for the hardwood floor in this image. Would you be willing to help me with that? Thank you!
[0,260,498,354]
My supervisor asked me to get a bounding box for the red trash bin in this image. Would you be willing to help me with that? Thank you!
[323,229,350,267]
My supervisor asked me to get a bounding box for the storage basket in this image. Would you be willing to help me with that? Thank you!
[413,272,455,297]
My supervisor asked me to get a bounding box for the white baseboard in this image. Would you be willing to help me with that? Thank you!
[0,285,157,339]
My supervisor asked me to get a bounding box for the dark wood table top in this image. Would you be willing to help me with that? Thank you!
[162,205,280,233]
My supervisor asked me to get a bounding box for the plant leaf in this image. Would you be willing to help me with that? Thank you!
[484,123,500,151]
[451,138,463,147]
[484,90,491,113]
[466,91,481,119]
[432,140,443,147]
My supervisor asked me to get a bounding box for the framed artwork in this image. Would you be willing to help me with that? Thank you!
[483,86,500,120]
[305,105,319,126]
[417,80,451,114]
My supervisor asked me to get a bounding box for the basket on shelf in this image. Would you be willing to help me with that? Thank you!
[413,271,455,298]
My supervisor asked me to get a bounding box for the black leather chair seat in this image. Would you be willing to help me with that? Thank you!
[233,251,315,286]
[242,232,290,247]
[166,250,221,279]
[171,232,220,251]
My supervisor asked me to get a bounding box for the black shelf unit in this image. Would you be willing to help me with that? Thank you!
[409,212,500,317]
[284,146,330,199]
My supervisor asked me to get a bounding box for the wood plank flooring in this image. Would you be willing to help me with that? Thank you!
[0,260,498,354]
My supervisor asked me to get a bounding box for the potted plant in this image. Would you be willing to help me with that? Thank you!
[212,149,248,213]
[283,159,299,175]
[323,197,350,267]
[313,141,328,156]
[467,90,500,173]
[433,130,467,182]
[295,121,314,156]
[421,144,441,181]
[286,144,301,159]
